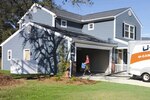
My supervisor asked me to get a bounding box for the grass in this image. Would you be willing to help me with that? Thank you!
[0,79,150,100]
[0,70,150,100]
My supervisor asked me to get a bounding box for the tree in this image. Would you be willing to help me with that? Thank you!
[20,25,69,75]
[0,0,93,44]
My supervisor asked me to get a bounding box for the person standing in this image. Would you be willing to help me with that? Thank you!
[83,55,92,76]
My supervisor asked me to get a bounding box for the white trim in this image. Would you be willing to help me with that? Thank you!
[61,19,67,28]
[52,15,56,27]
[7,50,12,61]
[1,47,3,70]
[115,9,130,18]
[0,23,32,47]
[113,18,128,45]
[88,23,94,30]
[116,47,128,49]
[115,8,142,27]
[18,3,56,24]
[114,38,128,45]
[75,43,113,50]
[123,22,135,40]
[81,16,114,22]
[23,49,30,61]
[113,18,116,38]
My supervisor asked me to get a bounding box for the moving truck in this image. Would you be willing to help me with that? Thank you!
[128,41,150,82]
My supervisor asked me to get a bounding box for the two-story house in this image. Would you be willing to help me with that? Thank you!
[0,3,141,75]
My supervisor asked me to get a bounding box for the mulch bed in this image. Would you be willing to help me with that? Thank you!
[0,74,22,87]
[40,77,97,85]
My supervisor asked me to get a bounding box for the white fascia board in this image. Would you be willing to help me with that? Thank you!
[115,8,142,27]
[116,46,128,49]
[113,18,116,38]
[55,32,72,41]
[114,38,128,45]
[18,3,56,24]
[81,16,115,22]
[75,43,113,50]
[74,39,116,47]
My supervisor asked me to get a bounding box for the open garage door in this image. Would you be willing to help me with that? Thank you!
[76,47,109,74]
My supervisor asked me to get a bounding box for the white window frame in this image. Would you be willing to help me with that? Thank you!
[61,20,67,28]
[124,23,135,39]
[7,50,12,61]
[23,49,31,61]
[88,23,94,30]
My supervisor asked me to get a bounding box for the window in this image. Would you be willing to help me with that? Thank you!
[88,23,94,30]
[7,50,12,61]
[124,23,135,39]
[61,20,67,28]
[23,49,30,61]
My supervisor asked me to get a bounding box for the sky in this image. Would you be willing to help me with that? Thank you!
[54,0,150,37]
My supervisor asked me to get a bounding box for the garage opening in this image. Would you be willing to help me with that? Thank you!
[76,47,110,74]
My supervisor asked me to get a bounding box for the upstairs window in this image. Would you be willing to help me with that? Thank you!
[88,23,94,30]
[124,23,135,39]
[61,20,67,28]
[7,50,12,61]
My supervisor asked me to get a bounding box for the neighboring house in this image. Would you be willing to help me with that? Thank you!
[0,3,141,75]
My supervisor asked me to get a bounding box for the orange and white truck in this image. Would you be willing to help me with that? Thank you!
[128,41,150,82]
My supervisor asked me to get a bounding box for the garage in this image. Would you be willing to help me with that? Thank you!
[76,47,110,74]
[73,39,116,75]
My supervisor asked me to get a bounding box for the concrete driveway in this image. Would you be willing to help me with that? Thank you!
[81,72,150,87]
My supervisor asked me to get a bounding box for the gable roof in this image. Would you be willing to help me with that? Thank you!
[50,7,129,22]
[0,22,116,47]
[82,8,129,22]
[18,3,136,23]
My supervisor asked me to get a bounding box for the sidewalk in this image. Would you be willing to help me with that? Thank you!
[81,72,150,87]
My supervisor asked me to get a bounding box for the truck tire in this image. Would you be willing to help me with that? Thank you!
[142,73,150,82]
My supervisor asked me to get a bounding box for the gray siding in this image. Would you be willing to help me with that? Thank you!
[2,32,31,70]
[82,20,114,41]
[55,18,82,33]
[116,10,141,41]
[21,8,53,27]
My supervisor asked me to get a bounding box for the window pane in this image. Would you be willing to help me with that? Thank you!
[130,26,134,33]
[62,21,66,26]
[130,33,134,39]
[90,24,93,28]
[61,20,67,28]
[7,50,12,61]
[24,50,30,61]
[125,31,129,37]
[125,25,129,31]
[88,23,94,30]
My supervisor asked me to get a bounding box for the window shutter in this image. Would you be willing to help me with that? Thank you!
[134,26,136,40]
[122,23,124,37]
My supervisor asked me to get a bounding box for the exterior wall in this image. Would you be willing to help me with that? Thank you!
[1,25,71,73]
[20,8,54,28]
[82,20,114,41]
[115,10,141,41]
[55,18,82,33]
[2,33,31,70]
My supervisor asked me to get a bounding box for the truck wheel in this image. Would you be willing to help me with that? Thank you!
[142,73,150,82]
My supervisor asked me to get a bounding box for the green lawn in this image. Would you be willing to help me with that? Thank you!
[0,79,150,100]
